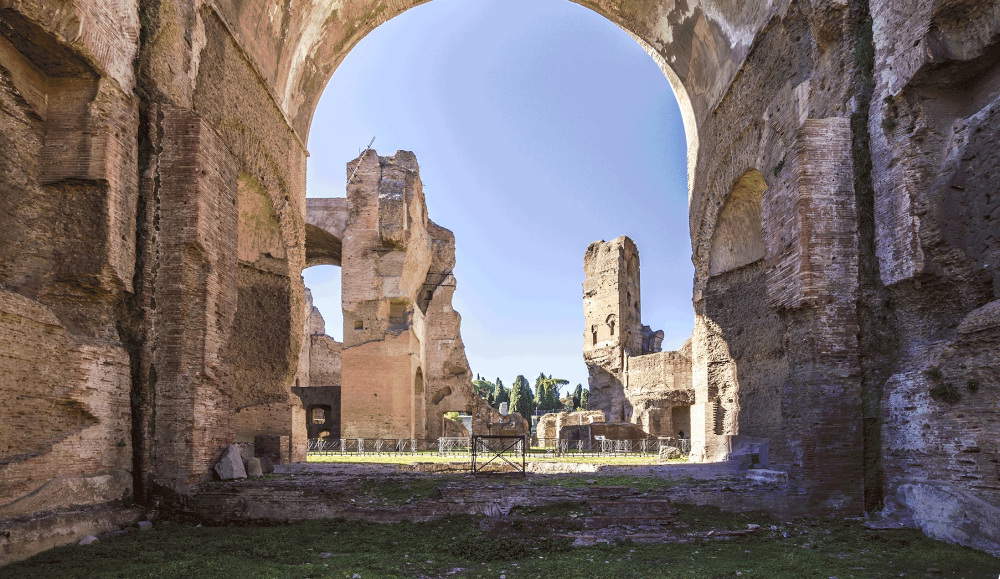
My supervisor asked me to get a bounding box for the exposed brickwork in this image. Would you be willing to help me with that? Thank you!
[583,237,695,437]
[1,0,997,562]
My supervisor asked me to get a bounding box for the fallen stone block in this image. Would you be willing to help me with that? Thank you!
[659,446,683,460]
[214,444,247,480]
[245,457,264,478]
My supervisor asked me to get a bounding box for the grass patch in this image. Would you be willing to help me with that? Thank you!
[363,477,444,504]
[528,474,697,491]
[7,513,996,578]
[511,501,591,519]
[672,502,777,532]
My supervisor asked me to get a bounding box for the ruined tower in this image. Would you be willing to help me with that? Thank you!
[334,150,518,441]
[583,236,693,435]
[583,237,643,421]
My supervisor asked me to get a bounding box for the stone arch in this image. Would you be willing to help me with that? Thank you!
[204,1,787,208]
[708,169,767,276]
[305,198,347,267]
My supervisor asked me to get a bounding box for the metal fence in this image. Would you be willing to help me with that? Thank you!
[306,435,690,457]
[535,437,691,456]
[306,437,422,455]
[437,436,471,455]
[471,435,526,475]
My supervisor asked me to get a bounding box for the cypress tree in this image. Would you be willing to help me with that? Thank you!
[493,378,509,407]
[510,375,534,421]
[572,383,583,409]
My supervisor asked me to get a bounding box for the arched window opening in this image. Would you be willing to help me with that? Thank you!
[302,265,343,341]
[302,0,694,453]
[414,368,424,395]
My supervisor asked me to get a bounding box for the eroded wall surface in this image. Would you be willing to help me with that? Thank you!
[583,236,695,438]
[0,1,141,564]
[1,0,998,562]
[328,150,514,442]
[867,0,1000,553]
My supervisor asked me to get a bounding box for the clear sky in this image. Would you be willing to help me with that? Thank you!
[304,0,692,395]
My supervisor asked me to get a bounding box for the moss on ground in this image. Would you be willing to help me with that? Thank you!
[362,477,446,504]
[527,474,702,491]
[511,501,591,519]
[7,509,996,578]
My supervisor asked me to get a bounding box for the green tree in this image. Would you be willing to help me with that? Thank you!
[572,383,583,409]
[472,377,495,404]
[533,374,569,414]
[580,387,590,410]
[492,378,509,408]
[533,373,551,413]
[509,375,534,421]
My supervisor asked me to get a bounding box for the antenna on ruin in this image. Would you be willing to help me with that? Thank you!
[346,136,376,186]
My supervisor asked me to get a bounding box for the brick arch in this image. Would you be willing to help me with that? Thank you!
[209,0,782,209]
[305,198,348,267]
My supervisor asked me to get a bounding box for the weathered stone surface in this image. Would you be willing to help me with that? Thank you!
[245,457,264,478]
[583,236,694,438]
[1,0,998,562]
[659,446,683,460]
[214,445,247,481]
[537,411,606,443]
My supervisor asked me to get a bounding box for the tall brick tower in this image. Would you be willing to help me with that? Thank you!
[582,236,642,421]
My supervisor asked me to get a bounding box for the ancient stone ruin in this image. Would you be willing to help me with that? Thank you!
[304,150,521,444]
[536,410,606,444]
[583,237,695,439]
[0,0,997,565]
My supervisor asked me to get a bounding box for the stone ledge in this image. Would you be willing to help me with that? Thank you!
[746,469,789,485]
[0,502,143,567]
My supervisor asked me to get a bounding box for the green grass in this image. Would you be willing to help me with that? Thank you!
[7,511,996,578]
[528,474,702,491]
[362,477,447,504]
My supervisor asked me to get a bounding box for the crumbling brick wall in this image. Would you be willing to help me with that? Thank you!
[1,0,997,563]
[583,236,695,438]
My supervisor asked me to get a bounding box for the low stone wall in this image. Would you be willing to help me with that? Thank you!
[0,504,143,566]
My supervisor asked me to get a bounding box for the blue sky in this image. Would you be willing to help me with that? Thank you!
[304,0,692,394]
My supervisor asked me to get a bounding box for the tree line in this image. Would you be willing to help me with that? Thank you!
[471,373,590,422]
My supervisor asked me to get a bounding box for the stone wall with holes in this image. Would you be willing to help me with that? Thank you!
[582,236,643,421]
[582,236,695,438]
[334,150,514,442]
[1,0,998,563]
[0,1,141,565]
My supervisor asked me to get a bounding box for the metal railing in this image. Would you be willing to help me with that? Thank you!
[534,437,691,456]
[307,438,421,455]
[305,435,690,458]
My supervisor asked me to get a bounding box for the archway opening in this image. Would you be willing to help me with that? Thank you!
[301,0,699,461]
